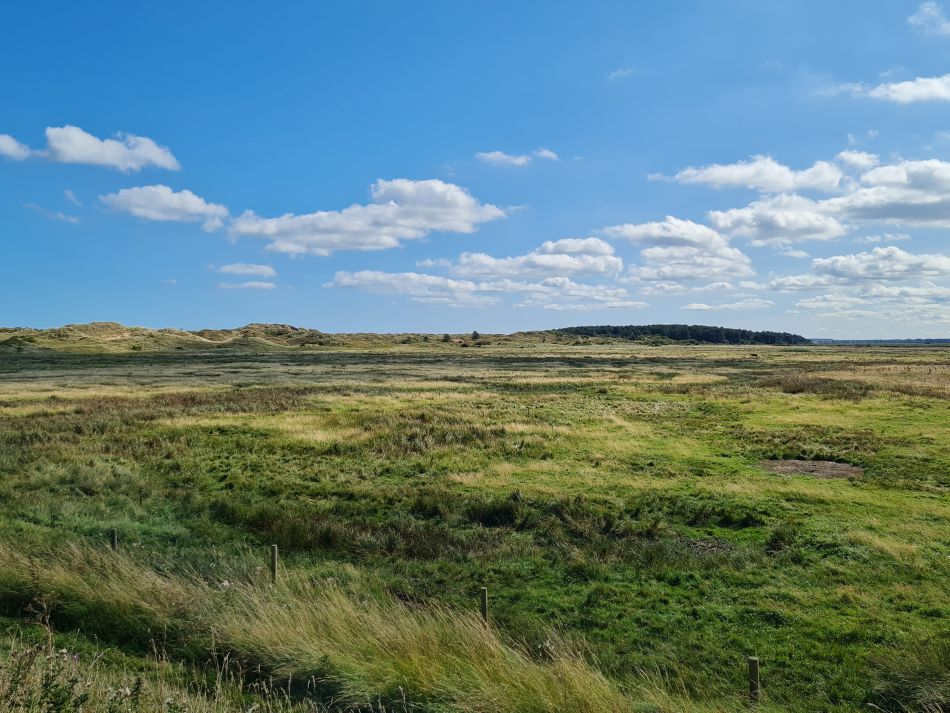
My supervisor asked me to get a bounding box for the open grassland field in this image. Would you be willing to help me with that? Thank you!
[0,341,947,712]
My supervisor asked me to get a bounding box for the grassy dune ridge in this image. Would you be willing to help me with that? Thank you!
[0,336,947,711]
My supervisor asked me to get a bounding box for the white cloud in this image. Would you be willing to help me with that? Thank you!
[626,246,754,282]
[605,216,754,282]
[794,294,868,311]
[536,237,614,255]
[825,159,950,226]
[24,203,80,225]
[533,147,559,161]
[524,299,648,311]
[100,185,228,232]
[779,248,810,258]
[327,271,645,311]
[513,276,643,310]
[218,263,276,277]
[475,150,531,167]
[859,282,950,300]
[683,298,774,311]
[447,237,621,278]
[63,189,81,206]
[218,281,276,290]
[638,280,753,296]
[229,179,504,256]
[852,233,910,244]
[769,274,839,291]
[660,155,842,193]
[813,246,950,281]
[709,194,847,245]
[793,282,950,324]
[839,74,950,103]
[474,147,559,167]
[607,67,634,81]
[604,216,728,248]
[909,1,950,34]
[836,150,879,170]
[328,271,497,307]
[0,134,31,160]
[453,252,622,278]
[45,125,180,172]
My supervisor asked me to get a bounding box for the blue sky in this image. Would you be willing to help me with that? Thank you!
[3,1,950,337]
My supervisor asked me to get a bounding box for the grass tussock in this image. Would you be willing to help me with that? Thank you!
[0,542,739,713]
[0,636,307,713]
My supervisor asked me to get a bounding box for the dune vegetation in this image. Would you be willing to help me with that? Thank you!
[0,328,947,711]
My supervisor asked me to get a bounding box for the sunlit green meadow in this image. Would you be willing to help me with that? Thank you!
[0,340,946,711]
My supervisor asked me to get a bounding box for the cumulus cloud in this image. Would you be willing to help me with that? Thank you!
[475,150,531,167]
[474,147,559,167]
[794,293,869,311]
[229,179,505,256]
[836,150,879,170]
[218,281,276,290]
[659,155,842,193]
[45,125,180,172]
[536,237,615,255]
[835,74,950,103]
[0,134,31,160]
[793,283,950,325]
[702,157,950,243]
[824,159,950,226]
[218,263,276,277]
[328,270,498,306]
[709,194,847,245]
[813,246,950,281]
[604,216,754,282]
[533,147,559,161]
[327,271,645,311]
[446,238,621,278]
[683,298,774,311]
[909,1,950,34]
[604,216,728,248]
[769,246,950,311]
[100,185,228,232]
[852,233,910,244]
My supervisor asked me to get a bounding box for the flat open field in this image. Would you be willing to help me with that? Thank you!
[0,342,947,712]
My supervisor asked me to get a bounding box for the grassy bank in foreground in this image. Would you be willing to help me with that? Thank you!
[0,343,947,711]
[0,542,749,713]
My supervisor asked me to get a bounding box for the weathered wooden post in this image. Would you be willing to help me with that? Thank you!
[270,545,278,584]
[110,528,118,552]
[748,656,760,704]
[479,586,488,623]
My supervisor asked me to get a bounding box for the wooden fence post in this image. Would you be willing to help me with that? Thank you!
[748,656,760,704]
[479,586,488,623]
[110,528,118,552]
[270,545,278,584]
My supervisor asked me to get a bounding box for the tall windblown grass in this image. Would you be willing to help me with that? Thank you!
[0,541,756,712]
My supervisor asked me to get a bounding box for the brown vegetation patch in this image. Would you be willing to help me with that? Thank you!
[760,458,863,479]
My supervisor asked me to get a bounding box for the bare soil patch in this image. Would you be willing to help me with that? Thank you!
[760,459,863,479]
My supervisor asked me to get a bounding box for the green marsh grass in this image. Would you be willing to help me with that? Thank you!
[0,342,946,711]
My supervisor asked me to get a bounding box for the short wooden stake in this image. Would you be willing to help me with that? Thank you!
[479,586,488,623]
[748,656,760,704]
[270,545,278,584]
[110,528,118,552]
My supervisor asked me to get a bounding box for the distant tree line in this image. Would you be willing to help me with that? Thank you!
[553,324,810,345]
